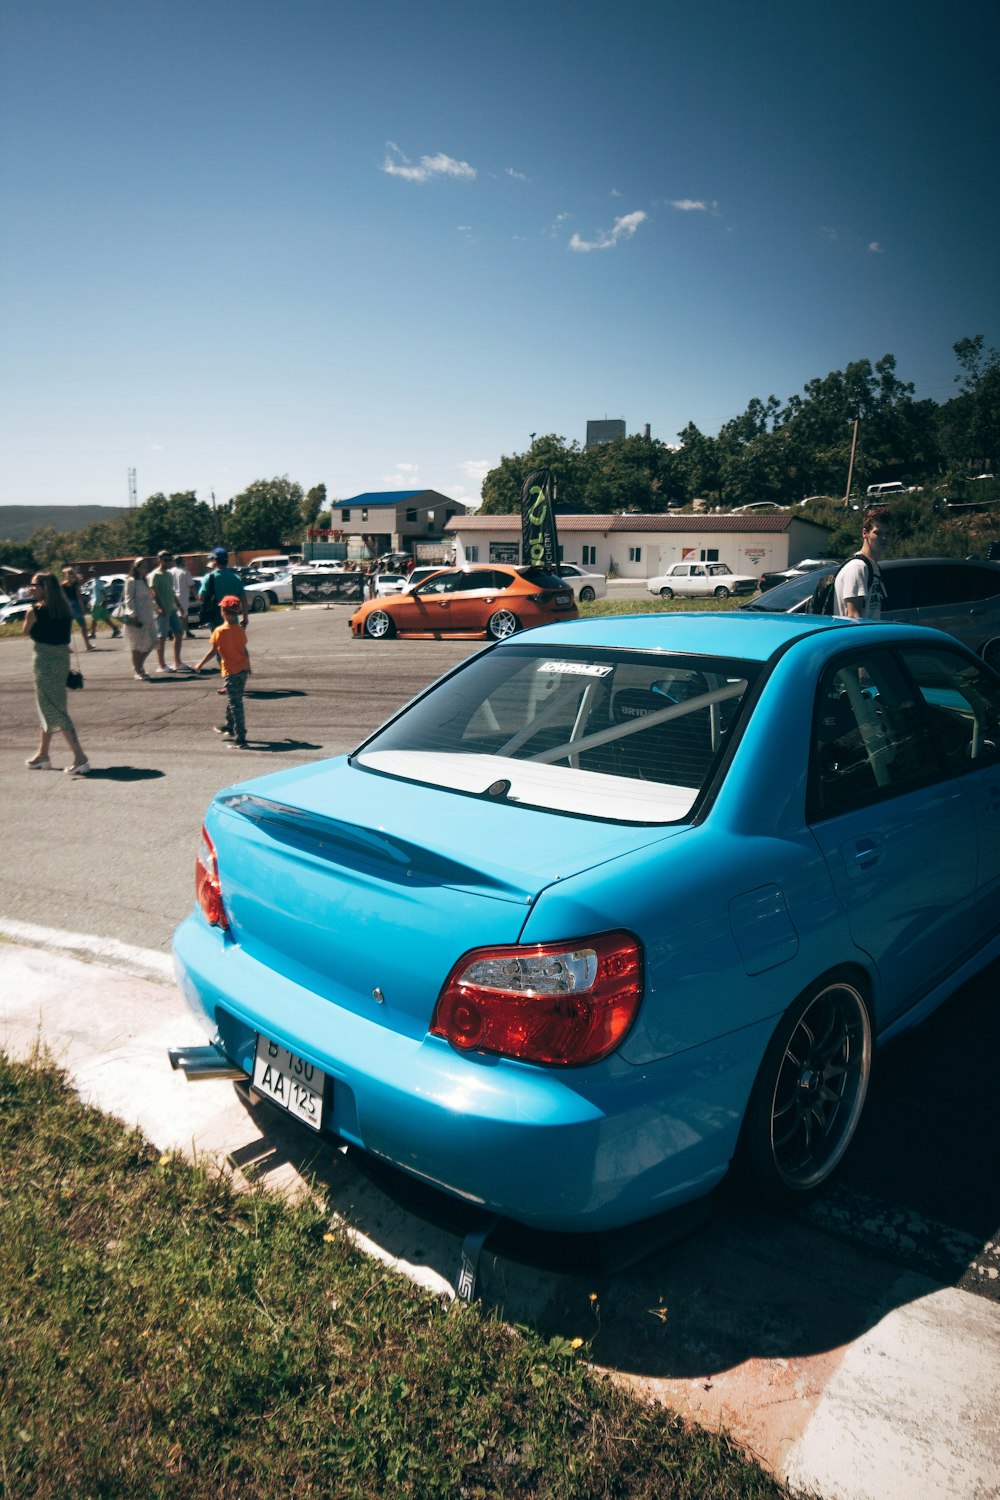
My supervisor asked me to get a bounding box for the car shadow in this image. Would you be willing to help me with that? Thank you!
[220,959,1000,1379]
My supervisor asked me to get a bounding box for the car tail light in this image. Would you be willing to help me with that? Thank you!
[431,931,642,1066]
[195,825,229,929]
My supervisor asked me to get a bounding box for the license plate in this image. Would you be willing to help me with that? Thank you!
[252,1035,326,1131]
[554,591,574,607]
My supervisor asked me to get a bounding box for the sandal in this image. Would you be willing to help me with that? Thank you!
[26,756,51,769]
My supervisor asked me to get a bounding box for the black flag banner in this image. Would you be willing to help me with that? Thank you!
[519,468,560,570]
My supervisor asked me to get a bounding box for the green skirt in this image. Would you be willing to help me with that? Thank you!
[33,641,74,733]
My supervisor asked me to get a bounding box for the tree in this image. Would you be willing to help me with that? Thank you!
[301,484,327,529]
[480,435,582,513]
[671,423,720,502]
[577,433,674,512]
[939,335,1000,473]
[25,526,63,569]
[129,491,216,555]
[225,476,305,550]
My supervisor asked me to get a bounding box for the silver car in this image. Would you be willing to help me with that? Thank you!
[556,562,607,601]
[742,556,1000,670]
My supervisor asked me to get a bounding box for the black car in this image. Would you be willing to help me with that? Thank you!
[743,556,1000,670]
[757,557,845,592]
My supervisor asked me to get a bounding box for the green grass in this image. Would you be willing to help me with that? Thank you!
[578,595,748,619]
[0,1051,791,1499]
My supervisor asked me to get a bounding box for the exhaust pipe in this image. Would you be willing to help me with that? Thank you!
[168,1043,245,1082]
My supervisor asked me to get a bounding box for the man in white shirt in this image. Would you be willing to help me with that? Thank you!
[833,506,892,619]
[171,555,197,638]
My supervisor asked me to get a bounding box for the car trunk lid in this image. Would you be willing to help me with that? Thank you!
[206,756,682,1038]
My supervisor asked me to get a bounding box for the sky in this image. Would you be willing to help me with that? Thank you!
[1,0,998,512]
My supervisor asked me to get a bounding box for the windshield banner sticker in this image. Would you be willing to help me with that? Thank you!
[537,660,613,677]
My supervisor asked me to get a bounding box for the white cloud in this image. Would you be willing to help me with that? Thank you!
[381,142,476,183]
[868,241,884,253]
[382,461,420,484]
[505,167,527,182]
[611,188,622,198]
[669,198,717,213]
[569,210,647,252]
[459,459,490,485]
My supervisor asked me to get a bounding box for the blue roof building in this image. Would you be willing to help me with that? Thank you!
[308,489,467,563]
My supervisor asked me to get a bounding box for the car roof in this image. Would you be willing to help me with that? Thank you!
[491,609,885,662]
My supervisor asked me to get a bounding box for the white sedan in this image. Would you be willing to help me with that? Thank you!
[556,562,607,601]
[646,562,759,599]
[244,570,295,612]
[371,572,409,597]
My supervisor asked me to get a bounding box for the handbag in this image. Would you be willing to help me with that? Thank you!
[67,640,84,690]
[113,600,140,627]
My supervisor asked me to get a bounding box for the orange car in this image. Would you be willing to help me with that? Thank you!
[350,565,578,640]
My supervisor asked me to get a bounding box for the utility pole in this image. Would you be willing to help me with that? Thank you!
[127,467,137,508]
[843,416,860,509]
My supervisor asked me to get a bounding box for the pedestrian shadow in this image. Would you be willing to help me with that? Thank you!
[244,689,307,699]
[240,739,322,754]
[82,767,165,781]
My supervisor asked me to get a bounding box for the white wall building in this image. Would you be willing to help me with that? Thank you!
[446,512,832,578]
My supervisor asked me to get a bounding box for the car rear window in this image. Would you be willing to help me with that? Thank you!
[515,566,567,590]
[354,644,759,823]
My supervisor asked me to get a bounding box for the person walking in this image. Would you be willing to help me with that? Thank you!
[120,557,158,680]
[198,548,247,631]
[22,572,90,774]
[833,505,892,619]
[87,568,121,640]
[170,555,197,638]
[61,565,96,652]
[194,595,252,749]
[149,551,189,673]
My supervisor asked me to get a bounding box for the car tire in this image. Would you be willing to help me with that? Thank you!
[981,637,1000,673]
[713,585,731,599]
[250,594,267,613]
[738,976,872,1205]
[487,609,519,641]
[658,587,674,599]
[579,586,596,603]
[364,609,395,639]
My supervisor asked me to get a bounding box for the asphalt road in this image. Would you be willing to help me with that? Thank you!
[2,598,999,1494]
[0,602,478,952]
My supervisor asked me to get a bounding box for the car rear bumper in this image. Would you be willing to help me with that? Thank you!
[173,911,765,1231]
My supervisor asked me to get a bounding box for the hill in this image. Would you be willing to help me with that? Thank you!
[0,505,129,542]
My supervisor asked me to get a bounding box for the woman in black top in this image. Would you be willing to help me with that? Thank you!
[22,572,90,774]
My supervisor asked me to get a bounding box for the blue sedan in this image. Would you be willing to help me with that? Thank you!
[172,614,1000,1231]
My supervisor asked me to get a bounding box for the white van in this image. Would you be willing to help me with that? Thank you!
[866,482,905,498]
[251,555,293,573]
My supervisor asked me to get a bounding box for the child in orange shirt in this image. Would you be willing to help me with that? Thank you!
[194,595,252,748]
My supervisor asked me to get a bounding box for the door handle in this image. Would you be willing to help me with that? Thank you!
[847,836,882,871]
